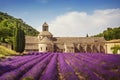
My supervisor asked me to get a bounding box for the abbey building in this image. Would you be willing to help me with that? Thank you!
[25,22,106,53]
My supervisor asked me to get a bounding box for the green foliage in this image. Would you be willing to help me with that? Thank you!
[94,27,120,40]
[0,27,13,43]
[0,46,17,57]
[23,77,34,80]
[20,28,25,53]
[111,45,120,54]
[0,11,39,44]
[13,24,25,53]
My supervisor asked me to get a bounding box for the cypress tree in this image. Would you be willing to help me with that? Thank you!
[13,23,25,53]
[19,29,25,53]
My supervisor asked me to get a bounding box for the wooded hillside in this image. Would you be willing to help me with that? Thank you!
[0,11,39,43]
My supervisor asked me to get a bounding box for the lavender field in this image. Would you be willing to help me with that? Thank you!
[0,52,120,80]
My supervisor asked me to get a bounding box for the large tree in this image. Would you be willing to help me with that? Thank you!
[13,23,25,53]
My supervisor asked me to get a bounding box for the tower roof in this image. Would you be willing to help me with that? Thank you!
[40,22,53,36]
[39,31,53,36]
[42,22,48,27]
[39,37,53,44]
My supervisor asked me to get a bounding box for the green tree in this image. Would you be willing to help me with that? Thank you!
[111,45,120,54]
[13,23,25,53]
[114,27,120,39]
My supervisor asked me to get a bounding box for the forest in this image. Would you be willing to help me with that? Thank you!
[0,11,39,44]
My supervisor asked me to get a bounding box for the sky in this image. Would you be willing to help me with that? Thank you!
[0,0,120,37]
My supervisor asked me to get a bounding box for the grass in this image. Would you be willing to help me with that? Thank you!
[0,45,17,58]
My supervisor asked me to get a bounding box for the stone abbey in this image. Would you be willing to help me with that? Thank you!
[25,22,105,53]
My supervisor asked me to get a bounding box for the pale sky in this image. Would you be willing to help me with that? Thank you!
[0,0,120,37]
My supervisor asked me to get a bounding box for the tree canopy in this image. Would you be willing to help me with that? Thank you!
[94,27,120,40]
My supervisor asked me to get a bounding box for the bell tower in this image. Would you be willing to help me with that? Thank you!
[38,22,53,40]
[42,22,48,31]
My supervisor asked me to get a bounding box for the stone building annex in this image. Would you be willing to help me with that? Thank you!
[25,22,105,53]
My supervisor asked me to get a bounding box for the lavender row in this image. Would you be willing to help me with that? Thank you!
[58,53,79,80]
[40,53,58,80]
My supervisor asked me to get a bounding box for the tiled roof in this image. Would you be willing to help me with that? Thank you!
[53,37,105,44]
[25,36,39,43]
[39,31,53,36]
[42,22,48,27]
[39,37,53,44]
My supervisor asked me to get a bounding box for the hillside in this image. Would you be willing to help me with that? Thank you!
[0,11,39,36]
[94,27,120,40]
[0,11,39,43]
[0,46,17,58]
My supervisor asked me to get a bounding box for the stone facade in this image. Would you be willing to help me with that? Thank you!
[25,22,106,53]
